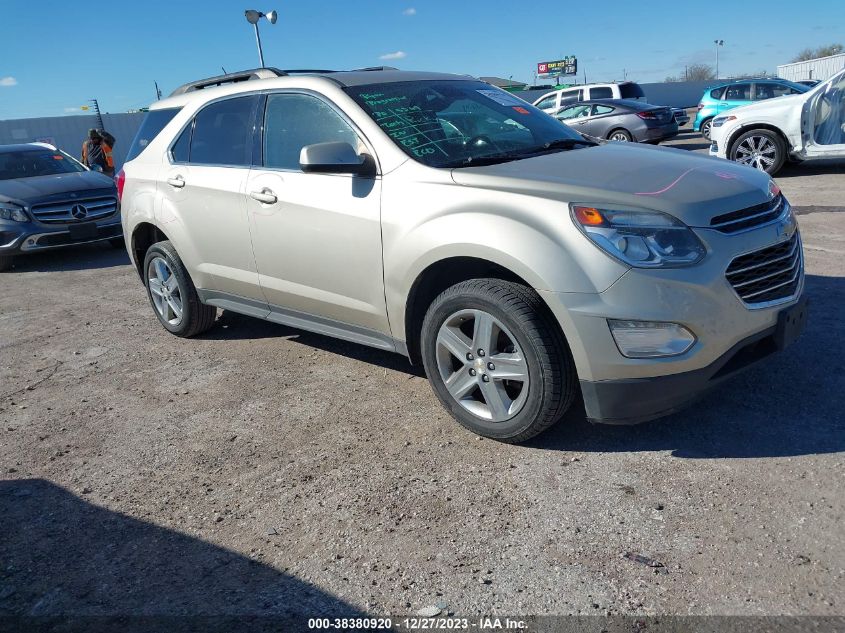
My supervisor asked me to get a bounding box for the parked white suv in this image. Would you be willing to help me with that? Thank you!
[710,68,845,174]
[533,82,646,113]
[120,67,806,443]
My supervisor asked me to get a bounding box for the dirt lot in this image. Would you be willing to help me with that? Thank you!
[1,139,844,624]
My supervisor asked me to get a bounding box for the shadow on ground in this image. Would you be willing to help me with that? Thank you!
[0,479,368,631]
[7,243,130,273]
[200,275,844,460]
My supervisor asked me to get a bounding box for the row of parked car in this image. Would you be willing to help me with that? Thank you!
[529,70,845,174]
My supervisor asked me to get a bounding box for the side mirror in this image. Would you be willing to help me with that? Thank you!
[299,142,375,176]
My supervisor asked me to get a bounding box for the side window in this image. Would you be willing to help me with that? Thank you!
[189,95,258,166]
[724,83,751,101]
[591,87,613,99]
[535,95,557,110]
[592,105,615,115]
[710,87,726,100]
[170,124,191,162]
[557,104,591,120]
[263,93,359,171]
[753,83,778,100]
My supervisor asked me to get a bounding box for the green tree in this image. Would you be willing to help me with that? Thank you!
[791,44,844,62]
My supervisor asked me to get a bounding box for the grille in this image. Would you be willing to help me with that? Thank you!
[726,233,802,306]
[30,196,118,224]
[710,194,786,233]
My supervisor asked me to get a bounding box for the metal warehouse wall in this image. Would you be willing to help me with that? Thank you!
[777,53,845,82]
[516,80,719,109]
[0,112,145,170]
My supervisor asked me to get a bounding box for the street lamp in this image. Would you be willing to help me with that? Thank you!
[714,39,724,79]
[245,9,277,68]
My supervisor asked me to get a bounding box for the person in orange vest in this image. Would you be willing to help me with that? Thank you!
[81,129,113,176]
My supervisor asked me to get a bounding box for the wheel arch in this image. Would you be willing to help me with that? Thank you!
[725,123,791,158]
[402,255,564,366]
[130,222,171,280]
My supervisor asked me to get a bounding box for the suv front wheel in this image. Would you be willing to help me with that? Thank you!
[143,240,216,337]
[421,278,576,443]
[729,129,786,175]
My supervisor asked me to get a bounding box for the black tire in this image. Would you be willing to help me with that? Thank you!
[729,129,786,175]
[108,236,126,249]
[420,278,577,443]
[607,128,633,142]
[700,118,714,140]
[143,240,216,337]
[0,255,13,272]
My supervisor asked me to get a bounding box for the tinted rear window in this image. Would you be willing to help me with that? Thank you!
[125,108,181,163]
[591,87,613,99]
[619,83,645,99]
[188,95,257,166]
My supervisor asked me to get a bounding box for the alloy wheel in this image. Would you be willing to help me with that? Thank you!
[702,120,712,140]
[609,132,630,142]
[435,309,530,422]
[734,135,778,171]
[147,256,184,326]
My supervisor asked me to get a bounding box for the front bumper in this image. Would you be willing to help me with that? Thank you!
[539,219,806,424]
[0,217,123,255]
[580,294,807,424]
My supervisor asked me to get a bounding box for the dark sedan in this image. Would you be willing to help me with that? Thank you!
[0,143,122,272]
[554,99,679,144]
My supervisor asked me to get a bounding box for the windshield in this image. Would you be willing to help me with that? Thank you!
[345,80,588,168]
[0,148,87,180]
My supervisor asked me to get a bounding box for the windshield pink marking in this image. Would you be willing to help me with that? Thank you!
[634,168,695,196]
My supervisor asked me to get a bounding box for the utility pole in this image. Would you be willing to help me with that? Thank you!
[90,99,104,131]
[714,39,724,79]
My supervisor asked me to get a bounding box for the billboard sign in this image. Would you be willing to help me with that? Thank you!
[537,57,577,77]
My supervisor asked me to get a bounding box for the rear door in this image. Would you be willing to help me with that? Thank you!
[556,103,592,132]
[245,91,390,341]
[583,104,616,136]
[158,94,263,300]
[719,83,752,113]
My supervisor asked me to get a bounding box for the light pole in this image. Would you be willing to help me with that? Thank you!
[714,39,724,79]
[245,9,277,68]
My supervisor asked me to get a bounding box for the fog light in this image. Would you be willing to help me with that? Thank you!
[608,320,696,358]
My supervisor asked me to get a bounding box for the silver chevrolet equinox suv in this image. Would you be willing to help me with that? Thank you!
[120,68,807,443]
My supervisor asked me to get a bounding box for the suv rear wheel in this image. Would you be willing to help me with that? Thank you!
[420,278,576,443]
[143,240,216,337]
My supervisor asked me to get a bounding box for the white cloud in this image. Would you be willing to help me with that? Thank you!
[379,51,407,60]
[64,107,80,113]
[0,76,18,87]
[402,7,416,15]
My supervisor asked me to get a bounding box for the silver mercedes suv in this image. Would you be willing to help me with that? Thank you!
[120,67,807,443]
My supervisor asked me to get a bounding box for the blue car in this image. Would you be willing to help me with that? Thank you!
[693,78,809,140]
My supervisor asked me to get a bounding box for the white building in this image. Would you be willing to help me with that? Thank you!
[777,52,845,82]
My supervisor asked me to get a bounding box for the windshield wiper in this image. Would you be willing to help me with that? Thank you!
[521,137,598,153]
[442,153,526,168]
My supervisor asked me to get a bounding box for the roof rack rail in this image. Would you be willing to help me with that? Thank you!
[168,66,402,97]
[350,66,399,72]
[169,68,285,96]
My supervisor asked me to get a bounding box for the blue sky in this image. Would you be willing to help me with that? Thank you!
[0,0,842,119]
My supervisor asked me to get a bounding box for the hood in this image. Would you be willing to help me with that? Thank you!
[0,171,116,206]
[450,142,774,227]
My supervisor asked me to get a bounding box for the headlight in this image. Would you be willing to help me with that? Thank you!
[712,115,736,128]
[0,203,28,223]
[571,205,706,268]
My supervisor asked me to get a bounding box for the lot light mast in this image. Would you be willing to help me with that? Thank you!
[714,39,724,79]
[244,9,277,68]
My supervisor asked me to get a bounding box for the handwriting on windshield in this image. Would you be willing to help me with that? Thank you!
[360,92,448,158]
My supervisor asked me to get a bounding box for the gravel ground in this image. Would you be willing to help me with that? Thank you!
[1,139,843,623]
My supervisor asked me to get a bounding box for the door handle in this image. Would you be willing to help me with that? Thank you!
[167,176,185,188]
[250,188,278,204]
